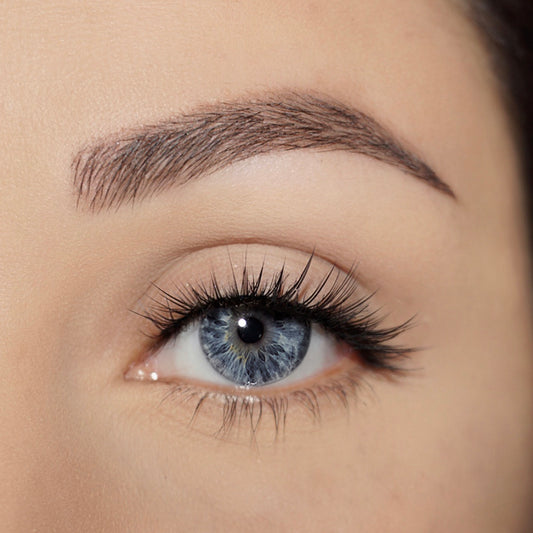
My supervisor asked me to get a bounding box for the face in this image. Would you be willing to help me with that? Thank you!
[1,1,532,531]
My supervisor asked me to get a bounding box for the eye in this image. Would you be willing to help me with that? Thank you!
[129,305,342,389]
[125,246,414,435]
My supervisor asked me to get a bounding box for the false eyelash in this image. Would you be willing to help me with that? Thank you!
[142,253,415,372]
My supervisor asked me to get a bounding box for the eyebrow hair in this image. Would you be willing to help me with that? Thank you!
[72,92,455,211]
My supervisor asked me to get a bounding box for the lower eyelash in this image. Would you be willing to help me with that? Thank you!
[154,364,369,441]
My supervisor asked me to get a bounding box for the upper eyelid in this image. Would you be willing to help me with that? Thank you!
[132,242,358,308]
[136,250,415,370]
[72,91,456,212]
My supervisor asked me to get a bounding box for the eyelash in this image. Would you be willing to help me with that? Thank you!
[135,254,414,438]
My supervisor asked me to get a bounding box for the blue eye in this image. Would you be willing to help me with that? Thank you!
[199,307,311,386]
[126,252,412,403]
[130,305,341,389]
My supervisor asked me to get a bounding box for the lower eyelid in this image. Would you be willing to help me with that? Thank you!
[124,327,400,440]
[134,360,367,440]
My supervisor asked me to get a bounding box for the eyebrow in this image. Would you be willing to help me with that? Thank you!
[72,92,455,211]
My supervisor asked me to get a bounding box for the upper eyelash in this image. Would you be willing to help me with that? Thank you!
[140,253,415,372]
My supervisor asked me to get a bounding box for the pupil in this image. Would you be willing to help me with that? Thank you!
[236,315,264,344]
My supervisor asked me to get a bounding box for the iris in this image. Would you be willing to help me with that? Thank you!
[199,306,311,386]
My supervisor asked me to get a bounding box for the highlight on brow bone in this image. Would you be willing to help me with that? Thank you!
[72,92,453,211]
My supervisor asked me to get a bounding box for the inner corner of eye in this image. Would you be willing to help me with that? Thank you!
[124,355,160,382]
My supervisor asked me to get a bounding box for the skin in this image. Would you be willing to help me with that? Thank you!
[0,1,532,531]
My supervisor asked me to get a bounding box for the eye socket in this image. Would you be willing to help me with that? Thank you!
[127,304,344,390]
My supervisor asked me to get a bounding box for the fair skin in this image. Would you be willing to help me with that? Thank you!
[1,1,532,532]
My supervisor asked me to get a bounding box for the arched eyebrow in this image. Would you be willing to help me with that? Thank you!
[72,92,455,211]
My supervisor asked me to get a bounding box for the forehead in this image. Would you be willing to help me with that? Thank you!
[0,1,491,123]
